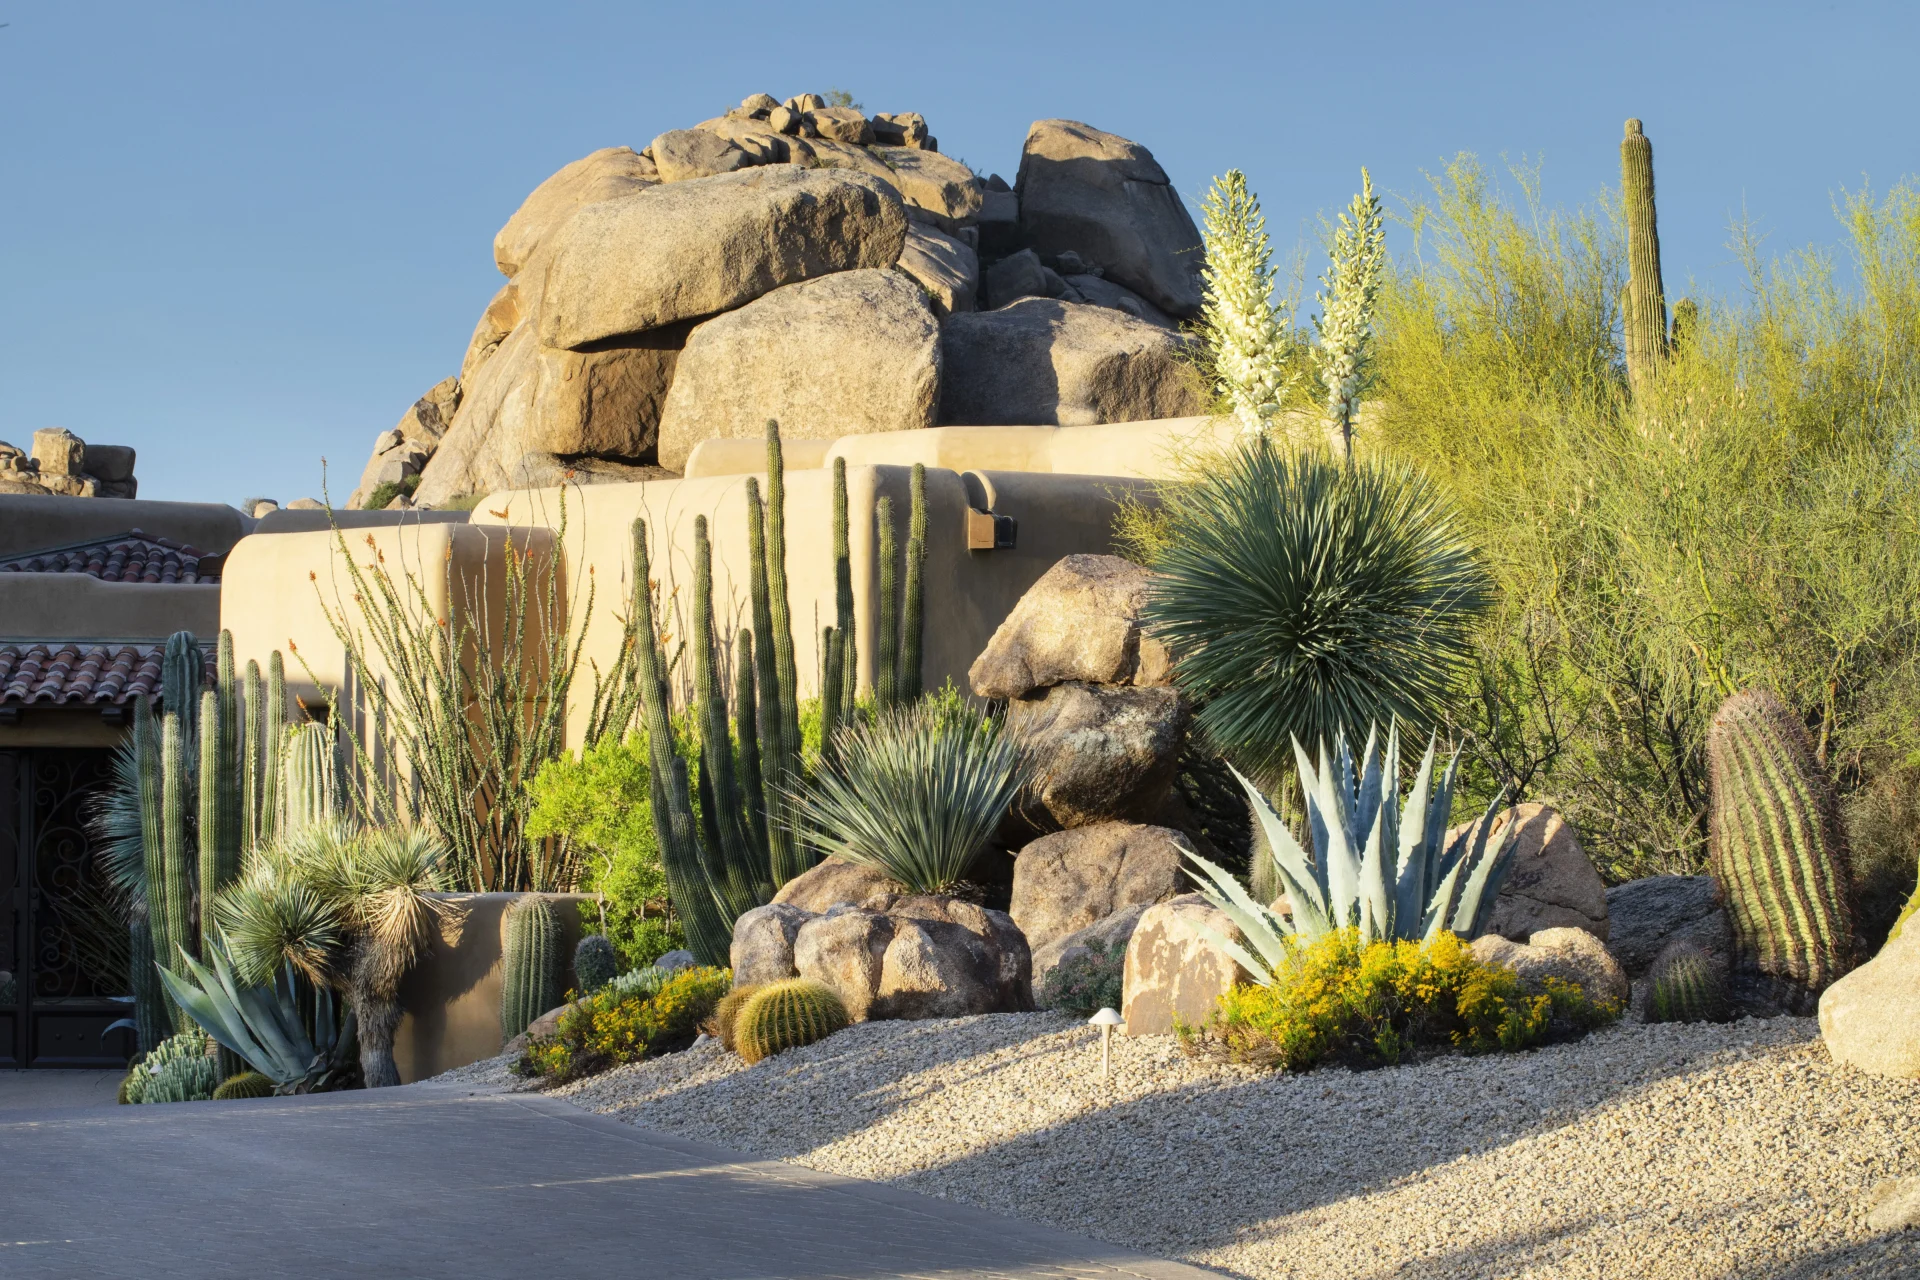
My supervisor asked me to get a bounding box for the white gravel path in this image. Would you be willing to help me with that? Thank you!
[439,1014,1920,1279]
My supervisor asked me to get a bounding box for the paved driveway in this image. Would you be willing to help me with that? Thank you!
[1,1077,1217,1279]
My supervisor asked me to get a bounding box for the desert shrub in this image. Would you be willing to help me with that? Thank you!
[361,474,420,511]
[518,965,729,1083]
[783,685,1026,893]
[1374,162,1920,882]
[526,737,673,970]
[1037,938,1125,1014]
[1184,929,1616,1071]
[1844,762,1920,953]
[1143,438,1490,783]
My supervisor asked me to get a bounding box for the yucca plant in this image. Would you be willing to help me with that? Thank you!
[782,686,1028,894]
[1198,169,1298,436]
[1314,167,1388,458]
[1185,722,1520,985]
[1143,438,1491,783]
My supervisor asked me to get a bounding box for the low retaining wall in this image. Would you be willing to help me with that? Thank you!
[392,892,599,1083]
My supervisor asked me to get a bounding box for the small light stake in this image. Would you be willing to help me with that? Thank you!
[1089,1007,1123,1081]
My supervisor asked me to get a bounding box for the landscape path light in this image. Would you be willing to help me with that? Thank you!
[1089,1007,1124,1081]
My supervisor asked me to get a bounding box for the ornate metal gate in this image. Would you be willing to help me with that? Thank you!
[0,748,136,1069]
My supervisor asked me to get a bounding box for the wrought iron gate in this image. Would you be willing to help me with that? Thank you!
[0,748,137,1069]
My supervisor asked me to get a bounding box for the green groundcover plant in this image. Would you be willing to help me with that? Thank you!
[516,965,729,1083]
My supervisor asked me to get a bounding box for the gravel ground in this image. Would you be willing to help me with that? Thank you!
[439,1014,1920,1279]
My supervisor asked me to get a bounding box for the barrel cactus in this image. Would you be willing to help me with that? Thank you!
[501,896,563,1040]
[1706,688,1855,1010]
[573,934,619,994]
[1641,941,1731,1024]
[735,979,849,1065]
[710,983,762,1054]
[212,1070,275,1100]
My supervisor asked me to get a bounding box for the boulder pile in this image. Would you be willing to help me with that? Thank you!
[0,428,139,499]
[347,97,1208,510]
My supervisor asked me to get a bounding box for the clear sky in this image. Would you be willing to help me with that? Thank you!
[3,1,1915,507]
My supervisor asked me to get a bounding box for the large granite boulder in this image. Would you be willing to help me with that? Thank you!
[871,147,983,229]
[1014,119,1204,318]
[528,329,685,459]
[493,146,658,278]
[1605,875,1733,977]
[415,324,540,506]
[1449,804,1609,942]
[1819,923,1920,1079]
[1059,274,1175,328]
[1009,822,1189,952]
[731,903,815,986]
[650,128,755,183]
[896,223,978,318]
[346,377,464,509]
[969,554,1172,700]
[655,268,940,471]
[1121,893,1247,1035]
[1005,682,1189,829]
[771,857,900,913]
[1471,927,1629,1009]
[937,299,1204,426]
[537,168,908,350]
[786,894,1032,1020]
[1032,901,1150,1000]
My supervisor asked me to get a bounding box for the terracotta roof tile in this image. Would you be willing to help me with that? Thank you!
[0,529,217,584]
[0,643,214,708]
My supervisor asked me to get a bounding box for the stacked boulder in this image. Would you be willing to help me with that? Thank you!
[0,428,138,499]
[969,554,1197,1002]
[347,98,1206,509]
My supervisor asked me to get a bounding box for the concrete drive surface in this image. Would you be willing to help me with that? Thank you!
[1,1079,1220,1280]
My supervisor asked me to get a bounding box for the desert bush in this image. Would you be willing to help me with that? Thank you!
[1184,929,1616,1071]
[518,965,729,1083]
[783,684,1026,893]
[1037,939,1125,1015]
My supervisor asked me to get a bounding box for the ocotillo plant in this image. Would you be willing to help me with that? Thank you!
[501,895,562,1040]
[1622,118,1669,390]
[1706,688,1855,1005]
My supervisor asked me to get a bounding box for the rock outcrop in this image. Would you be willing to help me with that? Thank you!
[1006,682,1189,830]
[0,428,139,499]
[347,97,1212,505]
[1819,924,1920,1079]
[969,554,1172,699]
[1009,822,1190,953]
[770,857,901,914]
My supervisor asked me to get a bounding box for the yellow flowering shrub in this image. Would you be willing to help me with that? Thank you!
[519,965,730,1082]
[1184,930,1617,1070]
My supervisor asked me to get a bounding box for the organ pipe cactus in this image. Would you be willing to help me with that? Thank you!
[261,650,287,850]
[500,895,563,1040]
[745,469,803,886]
[1622,118,1669,390]
[734,979,849,1064]
[831,456,856,719]
[1185,722,1520,985]
[161,630,201,736]
[1706,688,1855,1004]
[760,423,804,831]
[158,707,195,1025]
[280,721,339,836]
[241,658,263,854]
[897,463,927,704]
[874,496,898,709]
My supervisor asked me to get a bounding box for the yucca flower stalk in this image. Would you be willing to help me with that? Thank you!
[1314,168,1388,459]
[1199,170,1298,437]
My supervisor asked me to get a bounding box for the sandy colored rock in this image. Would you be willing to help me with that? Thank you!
[1606,875,1733,976]
[32,428,84,476]
[461,283,522,386]
[493,146,658,278]
[654,268,940,471]
[80,443,136,483]
[538,168,907,350]
[1448,803,1610,942]
[792,895,1031,1022]
[414,323,540,507]
[984,248,1064,307]
[1006,682,1189,830]
[529,328,685,458]
[937,298,1203,426]
[1819,923,1920,1079]
[870,112,929,147]
[1010,822,1189,952]
[1867,1176,1920,1232]
[772,858,901,913]
[348,377,463,508]
[1015,120,1204,317]
[807,106,872,144]
[650,128,754,183]
[730,903,812,986]
[1032,901,1150,999]
[894,223,977,318]
[969,553,1172,699]
[871,146,982,228]
[1121,893,1248,1035]
[693,115,790,165]
[1471,928,1629,1009]
[1059,274,1175,328]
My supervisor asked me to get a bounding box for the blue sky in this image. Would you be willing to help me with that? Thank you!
[2,1,1915,506]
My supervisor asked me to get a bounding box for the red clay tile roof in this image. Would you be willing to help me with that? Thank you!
[0,530,218,584]
[0,643,214,708]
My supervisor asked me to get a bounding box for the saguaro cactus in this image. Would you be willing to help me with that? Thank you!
[500,895,562,1040]
[1622,118,1669,390]
[1706,688,1855,1010]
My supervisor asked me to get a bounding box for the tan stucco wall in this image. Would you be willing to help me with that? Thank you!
[0,576,220,643]
[392,891,597,1083]
[0,494,251,559]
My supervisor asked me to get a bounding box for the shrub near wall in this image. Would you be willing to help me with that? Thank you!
[518,966,730,1083]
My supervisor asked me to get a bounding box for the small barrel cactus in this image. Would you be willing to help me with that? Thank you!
[710,984,762,1054]
[500,896,563,1041]
[573,934,619,994]
[212,1070,275,1100]
[735,979,849,1065]
[1641,941,1731,1024]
